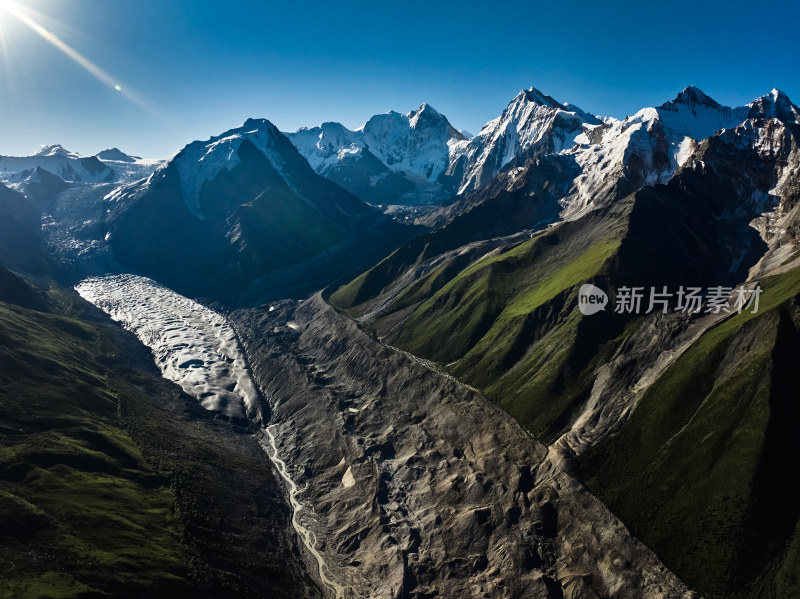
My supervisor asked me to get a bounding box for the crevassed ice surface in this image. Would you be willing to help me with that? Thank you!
[76,274,261,420]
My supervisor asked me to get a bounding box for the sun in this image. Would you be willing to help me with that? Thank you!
[0,0,157,115]
[0,0,22,25]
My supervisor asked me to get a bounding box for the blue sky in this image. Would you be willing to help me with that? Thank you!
[0,0,798,158]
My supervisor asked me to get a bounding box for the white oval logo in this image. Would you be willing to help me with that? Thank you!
[578,284,608,316]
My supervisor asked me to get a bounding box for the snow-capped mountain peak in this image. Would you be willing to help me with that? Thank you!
[316,122,360,152]
[287,103,467,205]
[35,144,81,159]
[287,122,362,172]
[747,89,799,123]
[287,84,798,215]
[407,103,456,134]
[449,86,601,192]
[361,106,465,181]
[536,86,797,222]
[558,87,761,220]
[662,86,721,110]
[408,102,438,119]
[169,118,284,219]
[96,148,140,163]
[623,88,750,144]
[519,86,564,109]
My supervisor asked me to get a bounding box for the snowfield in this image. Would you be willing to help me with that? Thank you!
[76,274,261,420]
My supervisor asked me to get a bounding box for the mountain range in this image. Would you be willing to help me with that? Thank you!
[105,118,415,303]
[288,103,466,206]
[2,83,800,598]
[328,85,800,598]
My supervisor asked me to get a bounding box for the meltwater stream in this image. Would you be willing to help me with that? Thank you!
[76,274,346,599]
[261,427,348,599]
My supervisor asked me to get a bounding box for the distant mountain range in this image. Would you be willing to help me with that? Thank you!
[1,84,796,303]
[285,85,798,216]
[0,144,161,187]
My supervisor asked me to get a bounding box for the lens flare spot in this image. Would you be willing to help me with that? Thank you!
[1,1,159,117]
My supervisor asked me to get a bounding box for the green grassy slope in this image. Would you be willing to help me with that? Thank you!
[0,269,312,598]
[327,132,800,597]
[405,236,627,442]
[332,166,772,444]
[0,281,188,598]
[578,265,800,599]
[329,185,563,312]
[334,200,634,442]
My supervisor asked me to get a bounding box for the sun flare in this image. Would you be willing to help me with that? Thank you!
[0,0,157,115]
[0,0,12,22]
[0,0,19,17]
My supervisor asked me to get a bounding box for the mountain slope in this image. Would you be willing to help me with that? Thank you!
[0,182,55,278]
[577,264,800,598]
[0,270,316,598]
[328,104,800,597]
[12,166,69,208]
[107,118,416,304]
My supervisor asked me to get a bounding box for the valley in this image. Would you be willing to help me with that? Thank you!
[70,271,698,598]
[2,81,800,598]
